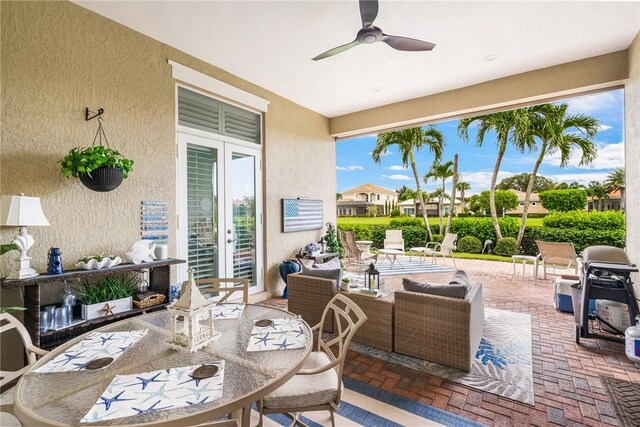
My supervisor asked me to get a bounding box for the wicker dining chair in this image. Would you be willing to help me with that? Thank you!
[257,293,367,427]
[188,278,250,304]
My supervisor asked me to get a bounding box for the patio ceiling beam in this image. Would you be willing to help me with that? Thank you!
[329,50,627,139]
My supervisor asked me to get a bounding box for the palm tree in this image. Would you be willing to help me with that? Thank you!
[517,103,598,244]
[586,181,606,211]
[456,181,471,211]
[604,167,625,211]
[446,154,459,233]
[396,185,416,202]
[372,127,444,241]
[424,160,454,234]
[458,109,536,240]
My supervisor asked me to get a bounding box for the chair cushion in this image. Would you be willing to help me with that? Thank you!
[402,278,467,298]
[301,263,342,285]
[449,270,472,290]
[262,351,340,409]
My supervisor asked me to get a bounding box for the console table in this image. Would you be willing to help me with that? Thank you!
[295,252,338,266]
[1,258,184,350]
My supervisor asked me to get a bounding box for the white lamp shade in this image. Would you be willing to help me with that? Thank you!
[0,195,50,227]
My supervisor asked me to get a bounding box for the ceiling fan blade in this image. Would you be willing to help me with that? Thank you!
[359,0,379,28]
[312,39,362,61]
[382,34,436,51]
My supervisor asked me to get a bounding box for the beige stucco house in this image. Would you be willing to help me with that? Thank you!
[338,183,397,216]
[506,190,549,215]
[2,1,639,299]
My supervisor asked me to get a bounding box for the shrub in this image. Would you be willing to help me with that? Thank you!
[389,217,423,227]
[430,234,444,243]
[539,189,587,211]
[389,209,401,217]
[449,217,518,243]
[478,190,519,213]
[542,210,624,230]
[521,226,625,256]
[494,237,520,256]
[456,236,482,253]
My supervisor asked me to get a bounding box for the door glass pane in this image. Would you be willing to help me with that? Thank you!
[187,145,218,279]
[230,153,256,286]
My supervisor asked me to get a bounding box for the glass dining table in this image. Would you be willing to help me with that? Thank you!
[14,304,313,427]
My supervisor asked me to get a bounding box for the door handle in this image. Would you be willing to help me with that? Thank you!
[227,238,236,244]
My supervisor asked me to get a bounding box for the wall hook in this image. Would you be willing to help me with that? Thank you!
[85,107,104,121]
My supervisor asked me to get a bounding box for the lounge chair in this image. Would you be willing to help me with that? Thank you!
[343,231,377,268]
[535,240,579,279]
[410,232,457,268]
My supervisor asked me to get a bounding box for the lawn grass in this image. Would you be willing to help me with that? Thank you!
[337,216,545,227]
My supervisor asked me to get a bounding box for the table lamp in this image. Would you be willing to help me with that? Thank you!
[1,194,50,279]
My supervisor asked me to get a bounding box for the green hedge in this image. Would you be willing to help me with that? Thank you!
[456,236,482,253]
[539,189,587,211]
[389,217,423,227]
[542,210,624,230]
[494,237,520,256]
[449,217,518,243]
[521,226,625,256]
[339,223,440,250]
[506,212,547,218]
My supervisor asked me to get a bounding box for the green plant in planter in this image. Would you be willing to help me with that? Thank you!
[60,146,134,179]
[77,274,139,305]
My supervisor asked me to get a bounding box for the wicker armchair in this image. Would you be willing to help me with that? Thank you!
[393,282,484,371]
[287,273,336,333]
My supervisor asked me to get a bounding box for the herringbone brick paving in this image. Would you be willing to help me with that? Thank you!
[261,258,640,426]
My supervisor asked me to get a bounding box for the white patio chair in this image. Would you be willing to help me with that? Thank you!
[535,240,579,279]
[383,230,404,251]
[410,232,457,268]
[257,293,367,427]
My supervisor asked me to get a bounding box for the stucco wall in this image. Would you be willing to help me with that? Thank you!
[0,1,334,312]
[625,32,640,295]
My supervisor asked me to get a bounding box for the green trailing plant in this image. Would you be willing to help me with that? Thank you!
[60,145,134,179]
[0,243,18,256]
[494,237,520,256]
[77,275,139,305]
[456,236,482,254]
[0,306,26,314]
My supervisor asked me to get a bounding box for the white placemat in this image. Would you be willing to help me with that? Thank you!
[80,362,225,423]
[35,330,148,373]
[246,318,307,352]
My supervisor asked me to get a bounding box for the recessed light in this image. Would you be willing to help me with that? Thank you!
[485,54,499,62]
[371,86,382,92]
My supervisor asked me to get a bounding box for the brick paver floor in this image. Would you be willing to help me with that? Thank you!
[261,257,640,426]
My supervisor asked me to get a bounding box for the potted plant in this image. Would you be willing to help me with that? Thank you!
[77,275,138,320]
[59,145,134,192]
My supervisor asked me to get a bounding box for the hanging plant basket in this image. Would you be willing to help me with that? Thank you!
[59,117,133,193]
[79,166,124,192]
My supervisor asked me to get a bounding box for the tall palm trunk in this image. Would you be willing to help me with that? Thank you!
[489,142,507,240]
[409,151,433,241]
[446,154,458,234]
[621,188,625,211]
[439,179,445,234]
[517,142,547,245]
[460,190,466,210]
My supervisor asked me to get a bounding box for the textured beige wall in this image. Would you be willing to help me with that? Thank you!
[330,51,628,138]
[0,0,334,311]
[625,32,640,296]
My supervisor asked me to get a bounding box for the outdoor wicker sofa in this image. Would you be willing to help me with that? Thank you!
[287,273,484,371]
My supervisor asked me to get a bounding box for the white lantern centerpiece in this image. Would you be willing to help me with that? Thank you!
[165,269,220,352]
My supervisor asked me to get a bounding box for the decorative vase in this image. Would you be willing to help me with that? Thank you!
[79,166,123,192]
[279,259,301,299]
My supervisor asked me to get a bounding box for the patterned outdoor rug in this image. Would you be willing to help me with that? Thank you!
[348,256,456,278]
[350,308,535,405]
[601,375,640,427]
[250,377,482,426]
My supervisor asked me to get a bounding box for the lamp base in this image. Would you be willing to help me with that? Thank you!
[7,256,39,280]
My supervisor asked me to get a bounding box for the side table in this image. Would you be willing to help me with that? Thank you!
[512,255,538,279]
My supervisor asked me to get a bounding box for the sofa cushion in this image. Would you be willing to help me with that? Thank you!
[301,263,341,285]
[313,257,340,270]
[449,270,472,290]
[402,278,467,298]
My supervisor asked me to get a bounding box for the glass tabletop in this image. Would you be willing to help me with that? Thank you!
[15,305,312,426]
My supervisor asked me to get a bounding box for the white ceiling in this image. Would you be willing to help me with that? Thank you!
[76,1,640,118]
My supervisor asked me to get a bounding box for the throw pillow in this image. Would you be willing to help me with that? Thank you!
[449,270,472,290]
[402,278,467,299]
[301,263,342,285]
[312,257,340,270]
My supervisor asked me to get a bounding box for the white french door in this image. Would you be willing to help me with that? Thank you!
[177,131,263,295]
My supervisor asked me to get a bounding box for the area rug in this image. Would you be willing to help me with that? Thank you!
[601,375,640,427]
[349,308,535,405]
[347,257,455,279]
[251,377,482,427]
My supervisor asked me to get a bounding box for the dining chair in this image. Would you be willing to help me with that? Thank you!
[256,293,367,427]
[189,278,250,303]
[0,313,48,415]
[194,418,240,426]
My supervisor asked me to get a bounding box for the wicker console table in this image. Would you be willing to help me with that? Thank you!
[1,258,184,350]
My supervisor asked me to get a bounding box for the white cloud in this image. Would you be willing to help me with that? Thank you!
[546,172,610,187]
[598,124,612,131]
[368,150,392,157]
[336,165,364,171]
[459,170,515,194]
[387,165,408,171]
[381,174,412,181]
[565,92,616,114]
[545,142,623,169]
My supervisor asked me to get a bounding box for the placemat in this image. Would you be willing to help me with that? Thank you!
[246,318,307,352]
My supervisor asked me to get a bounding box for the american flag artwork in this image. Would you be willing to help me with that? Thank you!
[282,199,323,232]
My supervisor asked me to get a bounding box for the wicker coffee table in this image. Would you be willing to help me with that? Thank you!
[339,289,394,352]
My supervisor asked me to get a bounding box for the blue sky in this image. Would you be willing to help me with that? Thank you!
[336,89,624,195]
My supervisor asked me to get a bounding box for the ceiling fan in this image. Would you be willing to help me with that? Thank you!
[312,0,436,61]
